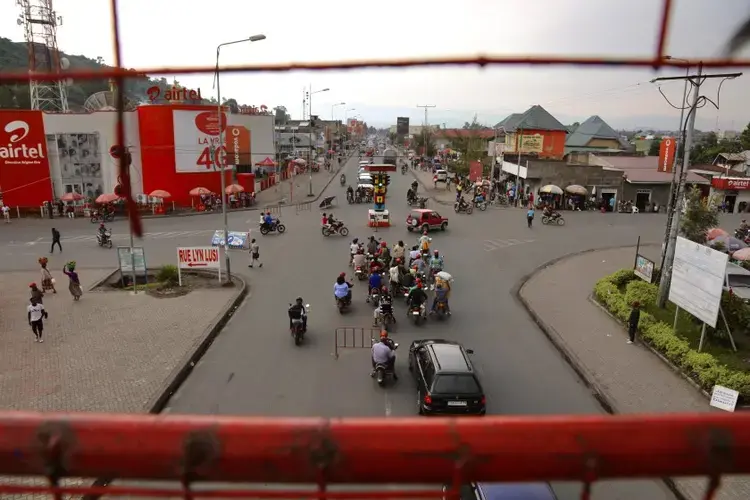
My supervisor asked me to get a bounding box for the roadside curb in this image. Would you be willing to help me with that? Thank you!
[82,273,249,500]
[87,268,120,291]
[512,243,688,500]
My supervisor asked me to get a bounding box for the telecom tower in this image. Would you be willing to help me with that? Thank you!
[17,0,69,112]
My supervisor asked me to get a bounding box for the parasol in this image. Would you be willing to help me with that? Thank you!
[565,185,587,196]
[95,193,120,204]
[149,190,172,199]
[60,192,83,202]
[225,184,245,195]
[256,157,276,167]
[189,187,214,196]
[436,271,453,282]
[732,247,750,261]
[539,185,564,195]
[294,158,307,165]
[707,227,729,240]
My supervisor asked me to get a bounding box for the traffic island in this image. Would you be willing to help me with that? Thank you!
[94,266,232,298]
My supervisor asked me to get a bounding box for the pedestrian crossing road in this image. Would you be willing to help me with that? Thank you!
[5,230,217,247]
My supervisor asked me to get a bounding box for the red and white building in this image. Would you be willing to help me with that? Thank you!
[710,176,750,213]
[0,105,275,208]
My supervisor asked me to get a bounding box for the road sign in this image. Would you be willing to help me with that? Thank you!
[118,247,146,274]
[177,246,221,286]
[211,230,250,249]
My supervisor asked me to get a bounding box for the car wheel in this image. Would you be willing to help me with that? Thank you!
[440,222,447,231]
[407,227,413,232]
[417,390,425,415]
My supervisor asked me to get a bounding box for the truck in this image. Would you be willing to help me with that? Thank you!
[383,148,398,166]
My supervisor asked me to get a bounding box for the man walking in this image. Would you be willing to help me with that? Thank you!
[50,228,62,253]
[249,238,262,268]
[27,297,48,343]
[627,301,641,344]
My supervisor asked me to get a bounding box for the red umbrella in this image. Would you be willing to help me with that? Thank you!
[61,192,83,202]
[95,193,120,204]
[149,190,172,199]
[707,227,729,240]
[225,184,245,195]
[189,187,214,196]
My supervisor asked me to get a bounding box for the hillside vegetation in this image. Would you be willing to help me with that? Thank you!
[0,37,206,111]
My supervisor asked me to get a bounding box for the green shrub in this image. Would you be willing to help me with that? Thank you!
[624,280,658,309]
[606,269,636,287]
[156,264,180,285]
[593,269,750,403]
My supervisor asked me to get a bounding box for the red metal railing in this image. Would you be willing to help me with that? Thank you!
[0,412,749,499]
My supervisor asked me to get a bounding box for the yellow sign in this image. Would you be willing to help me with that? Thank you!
[506,133,544,154]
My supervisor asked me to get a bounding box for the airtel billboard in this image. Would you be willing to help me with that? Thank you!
[0,110,52,207]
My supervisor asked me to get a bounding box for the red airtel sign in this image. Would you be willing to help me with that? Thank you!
[712,177,750,190]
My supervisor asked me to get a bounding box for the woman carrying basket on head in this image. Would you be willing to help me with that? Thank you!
[38,257,56,294]
[63,261,83,301]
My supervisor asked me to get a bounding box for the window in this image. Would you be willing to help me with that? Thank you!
[432,374,480,394]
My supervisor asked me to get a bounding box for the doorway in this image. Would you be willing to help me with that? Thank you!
[635,189,652,211]
[601,189,617,212]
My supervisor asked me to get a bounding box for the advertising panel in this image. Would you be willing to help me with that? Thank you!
[711,177,750,191]
[634,254,655,283]
[173,109,228,173]
[658,137,675,173]
[0,110,52,206]
[668,236,727,327]
[397,117,409,135]
[226,125,251,165]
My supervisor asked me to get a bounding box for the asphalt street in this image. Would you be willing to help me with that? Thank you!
[0,156,743,499]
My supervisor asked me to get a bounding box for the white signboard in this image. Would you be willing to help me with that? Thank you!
[710,385,739,412]
[177,246,221,286]
[668,237,728,327]
[117,247,146,273]
[173,110,227,173]
[211,230,250,250]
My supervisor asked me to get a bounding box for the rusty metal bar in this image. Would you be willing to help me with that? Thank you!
[0,412,748,483]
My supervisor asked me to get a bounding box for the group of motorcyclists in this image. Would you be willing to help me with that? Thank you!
[347,185,373,204]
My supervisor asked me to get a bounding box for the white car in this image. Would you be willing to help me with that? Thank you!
[434,169,448,182]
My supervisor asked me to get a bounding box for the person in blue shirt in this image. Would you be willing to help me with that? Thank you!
[333,273,352,304]
[527,207,535,228]
[430,282,451,315]
[263,211,274,230]
[368,269,382,297]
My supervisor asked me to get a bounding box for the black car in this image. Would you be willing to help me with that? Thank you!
[408,339,486,415]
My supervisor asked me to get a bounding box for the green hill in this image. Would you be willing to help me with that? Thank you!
[0,37,207,111]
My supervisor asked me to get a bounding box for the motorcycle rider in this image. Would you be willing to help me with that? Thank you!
[369,255,384,274]
[431,282,451,315]
[411,180,418,193]
[97,222,110,244]
[366,236,379,255]
[328,213,344,232]
[352,248,367,272]
[408,245,420,266]
[429,250,444,281]
[288,297,308,333]
[392,241,405,263]
[349,238,361,265]
[418,230,431,254]
[263,211,274,231]
[371,330,397,379]
[321,212,328,227]
[406,281,428,318]
[456,195,469,212]
[340,173,346,185]
[346,185,354,203]
[739,219,749,238]
[368,268,383,299]
[377,240,391,266]
[374,285,394,326]
[406,187,416,204]
[333,273,353,304]
[389,259,402,294]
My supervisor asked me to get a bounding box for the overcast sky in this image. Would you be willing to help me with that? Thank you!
[2,0,749,131]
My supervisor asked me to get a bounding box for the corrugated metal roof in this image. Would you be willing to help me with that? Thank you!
[623,169,708,184]
[494,105,567,132]
[565,115,620,147]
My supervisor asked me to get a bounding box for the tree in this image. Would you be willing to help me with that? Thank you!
[680,186,719,244]
[739,122,750,150]
[648,140,661,156]
[387,132,398,144]
[274,106,290,124]
[222,98,240,114]
[413,130,436,157]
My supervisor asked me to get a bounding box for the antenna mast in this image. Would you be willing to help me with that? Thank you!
[17,0,69,112]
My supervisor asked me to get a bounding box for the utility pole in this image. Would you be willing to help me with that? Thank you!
[416,104,435,156]
[655,65,743,307]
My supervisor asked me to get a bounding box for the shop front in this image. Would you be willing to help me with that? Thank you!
[710,177,750,213]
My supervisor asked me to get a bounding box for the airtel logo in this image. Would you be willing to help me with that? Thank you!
[4,120,29,143]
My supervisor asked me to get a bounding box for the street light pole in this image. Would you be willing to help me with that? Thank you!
[331,102,345,121]
[214,34,265,282]
[307,85,330,197]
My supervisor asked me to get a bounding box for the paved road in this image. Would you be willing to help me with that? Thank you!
[161,155,687,499]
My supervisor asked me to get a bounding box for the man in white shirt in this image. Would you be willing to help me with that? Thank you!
[27,297,48,343]
[371,332,397,379]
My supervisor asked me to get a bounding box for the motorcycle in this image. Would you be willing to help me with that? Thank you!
[434,300,449,321]
[473,197,488,211]
[373,342,399,387]
[289,303,310,346]
[336,285,353,314]
[96,230,113,249]
[541,213,566,226]
[377,304,396,327]
[401,165,407,174]
[409,304,426,325]
[366,286,381,307]
[340,175,346,186]
[354,266,368,281]
[259,219,287,235]
[734,228,750,243]
[322,224,350,237]
[454,201,474,214]
[90,211,115,223]
[417,197,428,209]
